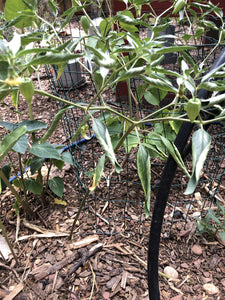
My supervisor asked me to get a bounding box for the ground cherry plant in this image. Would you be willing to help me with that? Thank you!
[0,0,225,245]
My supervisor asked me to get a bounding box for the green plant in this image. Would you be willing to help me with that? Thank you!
[195,201,225,241]
[0,0,77,216]
[0,0,225,242]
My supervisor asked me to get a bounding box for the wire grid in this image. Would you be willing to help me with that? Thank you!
[45,14,225,235]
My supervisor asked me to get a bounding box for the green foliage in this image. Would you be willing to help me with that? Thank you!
[0,126,27,162]
[0,163,11,192]
[195,201,225,241]
[4,0,36,29]
[0,0,224,234]
[137,145,151,217]
[185,129,212,195]
[49,176,64,197]
[0,0,76,215]
[92,118,122,173]
[89,155,105,191]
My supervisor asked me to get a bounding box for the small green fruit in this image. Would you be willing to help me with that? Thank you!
[81,16,90,34]
[173,0,186,14]
[186,98,201,122]
[19,78,34,104]
[196,27,205,39]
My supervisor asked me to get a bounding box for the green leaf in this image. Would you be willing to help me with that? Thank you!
[12,178,22,189]
[61,152,74,165]
[19,32,43,47]
[136,84,145,100]
[207,210,220,225]
[123,133,139,153]
[144,90,160,105]
[0,126,26,162]
[0,120,47,133]
[202,93,225,108]
[219,231,225,241]
[99,66,110,84]
[49,176,64,197]
[151,23,172,36]
[89,155,105,191]
[160,136,189,177]
[25,178,43,195]
[201,62,225,83]
[0,163,11,192]
[198,81,225,92]
[92,118,122,173]
[137,145,151,217]
[16,47,58,57]
[30,157,44,174]
[140,75,177,93]
[185,129,212,195]
[4,0,36,29]
[52,159,64,170]
[11,90,19,107]
[93,72,103,89]
[99,18,111,37]
[0,62,9,80]
[27,53,82,67]
[0,40,7,53]
[117,66,145,82]
[217,200,225,215]
[41,105,73,143]
[155,45,196,54]
[181,50,197,68]
[47,0,58,16]
[96,56,116,69]
[12,134,28,154]
[29,142,61,160]
[0,89,11,102]
[142,142,167,159]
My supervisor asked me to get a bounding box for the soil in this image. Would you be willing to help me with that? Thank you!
[0,69,225,300]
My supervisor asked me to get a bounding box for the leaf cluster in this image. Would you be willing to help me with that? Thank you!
[195,201,225,241]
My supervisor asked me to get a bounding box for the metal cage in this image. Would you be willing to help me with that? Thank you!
[45,14,225,235]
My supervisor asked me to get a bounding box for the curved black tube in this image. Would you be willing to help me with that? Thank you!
[148,48,225,300]
[148,121,194,299]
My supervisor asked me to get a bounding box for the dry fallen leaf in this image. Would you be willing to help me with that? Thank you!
[0,235,12,260]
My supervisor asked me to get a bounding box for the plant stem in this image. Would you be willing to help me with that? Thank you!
[0,169,34,218]
[69,188,90,240]
[40,162,52,206]
[34,89,134,124]
[127,79,133,118]
[28,97,43,185]
[28,102,34,121]
[0,218,19,265]
[18,153,28,205]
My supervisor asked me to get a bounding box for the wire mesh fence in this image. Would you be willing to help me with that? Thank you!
[45,13,225,235]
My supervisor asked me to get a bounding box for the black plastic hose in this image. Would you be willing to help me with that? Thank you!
[148,47,225,300]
